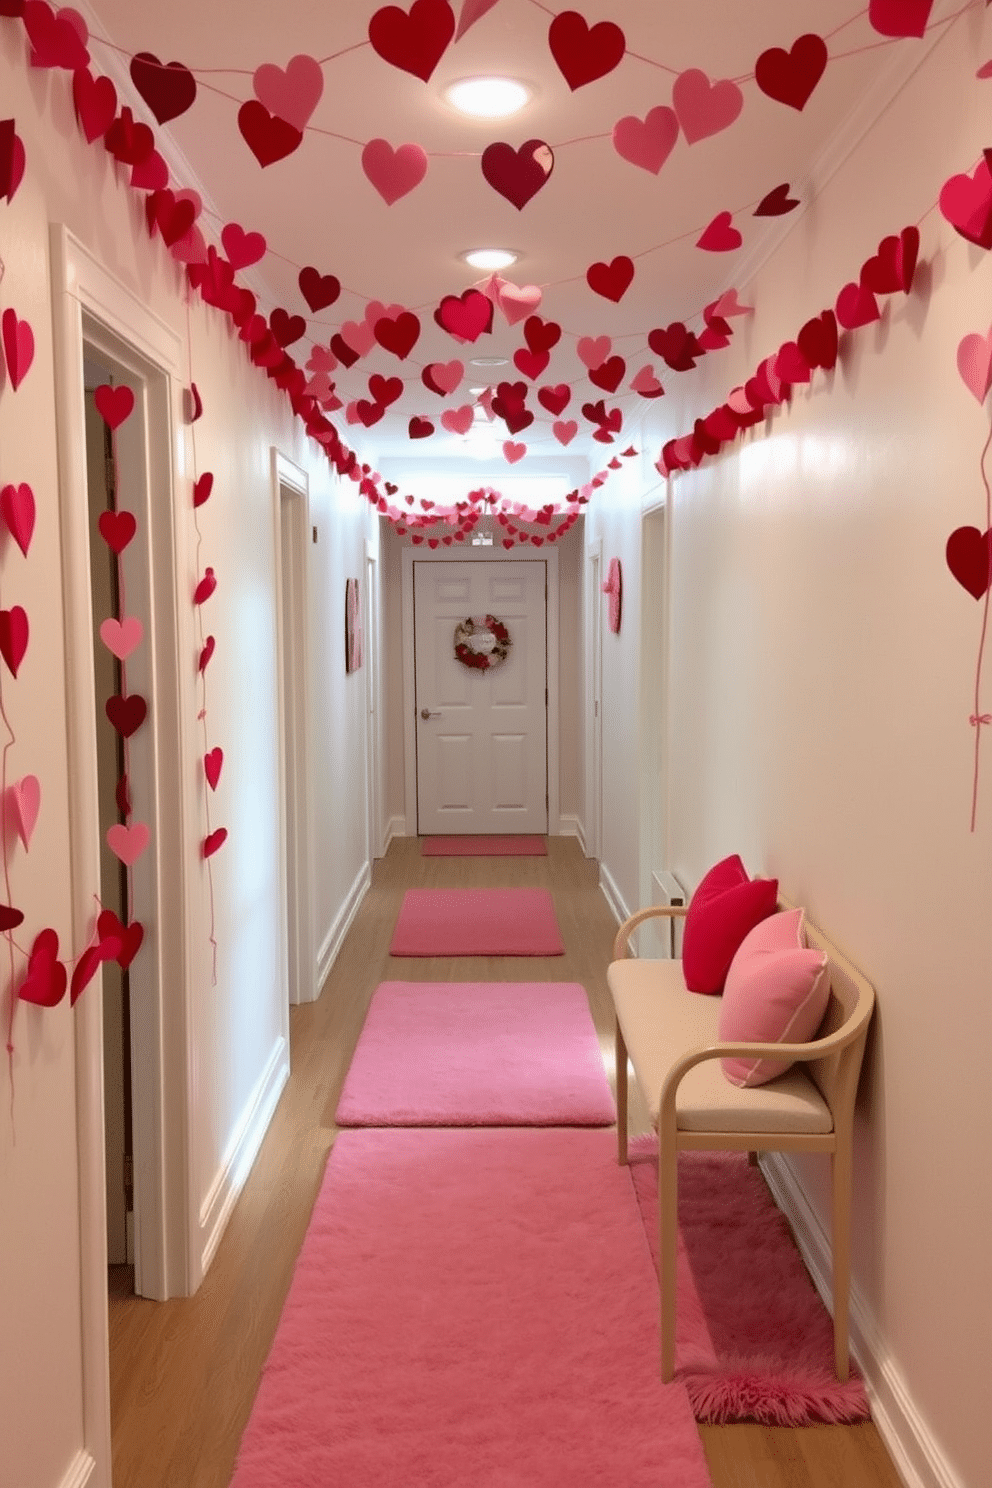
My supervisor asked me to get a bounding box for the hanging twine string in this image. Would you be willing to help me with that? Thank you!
[969,422,992,832]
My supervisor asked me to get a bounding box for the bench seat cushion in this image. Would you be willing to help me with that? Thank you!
[608,958,833,1135]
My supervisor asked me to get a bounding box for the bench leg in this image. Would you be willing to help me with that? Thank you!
[615,1022,628,1165]
[659,1135,678,1382]
[831,1144,852,1381]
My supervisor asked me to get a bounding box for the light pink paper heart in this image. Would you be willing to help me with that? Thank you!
[344,401,363,425]
[503,441,527,463]
[455,0,501,40]
[1,309,35,391]
[364,299,406,328]
[496,282,543,326]
[672,68,744,144]
[99,615,144,660]
[711,288,752,318]
[727,385,753,415]
[307,345,338,373]
[253,53,323,132]
[577,335,611,370]
[630,364,664,395]
[8,775,41,851]
[361,139,428,204]
[340,320,376,357]
[552,419,578,446]
[957,326,992,404]
[0,482,36,556]
[612,106,679,174]
[761,354,784,400]
[441,405,474,435]
[429,359,464,393]
[170,225,207,265]
[107,821,150,867]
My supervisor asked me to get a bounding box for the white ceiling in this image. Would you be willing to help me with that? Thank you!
[82,0,943,474]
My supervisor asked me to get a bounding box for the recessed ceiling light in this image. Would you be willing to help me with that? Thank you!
[470,356,509,367]
[445,77,530,119]
[463,248,518,271]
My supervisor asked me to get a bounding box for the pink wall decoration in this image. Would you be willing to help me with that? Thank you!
[603,558,623,634]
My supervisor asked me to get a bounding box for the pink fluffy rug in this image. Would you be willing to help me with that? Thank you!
[229,1129,712,1488]
[389,887,565,956]
[335,981,615,1126]
[628,1137,871,1425]
[422,834,547,856]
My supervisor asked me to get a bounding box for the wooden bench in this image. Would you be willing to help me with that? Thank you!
[608,899,875,1382]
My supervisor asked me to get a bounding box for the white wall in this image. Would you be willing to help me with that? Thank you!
[0,38,376,1488]
[587,19,992,1488]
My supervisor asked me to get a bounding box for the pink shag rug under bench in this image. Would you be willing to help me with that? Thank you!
[389,887,564,956]
[628,1137,871,1425]
[335,981,615,1127]
[421,833,547,856]
[229,1129,712,1488]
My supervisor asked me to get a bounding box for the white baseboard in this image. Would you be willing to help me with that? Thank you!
[316,860,371,990]
[761,1153,964,1488]
[58,1451,97,1488]
[382,815,405,853]
[198,1036,289,1275]
[598,861,628,927]
[558,813,586,853]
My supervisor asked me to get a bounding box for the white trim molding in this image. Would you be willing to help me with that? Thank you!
[316,861,372,992]
[58,1451,97,1488]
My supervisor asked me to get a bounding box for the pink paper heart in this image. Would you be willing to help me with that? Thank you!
[2,309,34,391]
[495,282,543,326]
[170,225,207,266]
[252,53,323,132]
[107,821,151,867]
[0,482,36,556]
[340,320,377,357]
[8,775,41,850]
[726,386,753,415]
[441,405,474,435]
[630,364,664,397]
[552,420,578,446]
[612,106,678,174]
[672,68,744,144]
[99,615,144,660]
[455,0,501,40]
[938,161,992,249]
[221,222,267,269]
[503,441,527,463]
[577,335,611,370]
[361,139,428,204]
[957,327,992,403]
[427,359,464,394]
[307,344,338,373]
[711,289,751,319]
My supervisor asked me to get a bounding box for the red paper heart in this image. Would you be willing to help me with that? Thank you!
[369,0,455,81]
[861,226,920,296]
[0,118,26,202]
[204,747,223,790]
[939,161,992,249]
[868,0,933,38]
[588,355,626,393]
[835,280,881,330]
[97,509,136,554]
[130,149,168,191]
[70,943,104,1006]
[193,472,213,509]
[697,211,742,252]
[237,101,303,167]
[797,310,839,371]
[24,1,89,70]
[755,33,828,111]
[548,11,626,91]
[672,69,743,144]
[409,416,435,438]
[369,373,404,407]
[775,341,812,385]
[611,106,678,174]
[481,139,554,210]
[510,347,546,380]
[269,308,306,348]
[0,904,24,932]
[538,384,571,415]
[946,526,992,599]
[353,399,385,427]
[198,635,215,673]
[299,266,340,313]
[586,255,634,303]
[194,568,217,605]
[361,138,428,204]
[648,323,700,371]
[105,107,154,166]
[146,189,195,248]
[202,827,228,859]
[105,693,147,738]
[434,289,494,343]
[18,928,66,1008]
[523,316,561,354]
[93,383,135,430]
[220,222,266,269]
[97,909,144,970]
[129,52,196,123]
[754,182,799,217]
[2,309,34,391]
[0,606,28,678]
[329,333,359,368]
[0,483,35,556]
[374,311,421,359]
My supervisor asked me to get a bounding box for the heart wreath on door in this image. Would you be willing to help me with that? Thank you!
[453,614,511,670]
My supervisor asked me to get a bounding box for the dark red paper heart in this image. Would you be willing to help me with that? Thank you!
[237,101,303,167]
[94,383,135,430]
[797,310,838,370]
[97,909,144,971]
[538,384,571,415]
[548,11,626,91]
[481,139,554,210]
[330,333,360,368]
[193,472,213,508]
[755,33,828,111]
[946,526,992,599]
[369,373,403,406]
[648,323,701,372]
[0,118,25,203]
[355,399,385,427]
[270,308,306,347]
[868,0,933,39]
[194,568,217,604]
[434,290,493,343]
[374,311,421,359]
[299,266,341,313]
[203,827,228,859]
[523,315,561,354]
[129,52,197,124]
[0,606,29,678]
[409,416,435,438]
[586,255,634,302]
[98,509,136,554]
[106,693,147,738]
[368,0,455,83]
[0,904,24,932]
[588,355,626,393]
[754,182,799,217]
[105,107,154,166]
[18,928,66,1008]
[861,226,920,295]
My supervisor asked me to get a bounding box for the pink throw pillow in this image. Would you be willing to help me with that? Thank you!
[719,908,830,1087]
[681,855,779,995]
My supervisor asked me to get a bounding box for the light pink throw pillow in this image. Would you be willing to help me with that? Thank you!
[719,908,830,1087]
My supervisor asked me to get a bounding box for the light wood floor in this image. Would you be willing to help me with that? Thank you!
[108,836,903,1488]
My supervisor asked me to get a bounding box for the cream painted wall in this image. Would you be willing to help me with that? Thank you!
[1,38,376,1488]
[587,17,992,1488]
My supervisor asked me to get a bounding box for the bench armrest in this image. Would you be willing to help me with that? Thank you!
[613,904,688,962]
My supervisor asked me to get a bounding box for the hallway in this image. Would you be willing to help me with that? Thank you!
[107,838,900,1488]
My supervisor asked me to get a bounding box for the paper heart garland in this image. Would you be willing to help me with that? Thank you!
[481,139,554,209]
[203,827,228,858]
[253,53,324,131]
[957,326,992,404]
[221,222,267,269]
[0,606,29,678]
[299,266,341,313]
[18,928,67,1008]
[100,615,144,661]
[105,693,147,737]
[97,909,144,970]
[2,309,35,391]
[362,139,429,203]
[586,256,634,302]
[754,34,828,111]
[374,311,421,358]
[204,747,223,790]
[0,483,35,556]
[946,526,992,599]
[672,69,743,144]
[612,106,678,175]
[939,160,992,249]
[835,280,881,330]
[861,227,919,295]
[868,0,933,39]
[107,821,150,867]
[754,182,799,217]
[697,211,742,251]
[440,405,474,435]
[0,117,26,202]
[547,11,626,90]
[435,290,493,342]
[237,102,303,167]
[129,52,197,124]
[23,2,89,71]
[537,384,570,415]
[8,774,41,850]
[94,383,135,430]
[105,108,155,167]
[797,310,839,371]
[368,0,455,82]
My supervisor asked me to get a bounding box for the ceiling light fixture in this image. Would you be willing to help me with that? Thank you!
[462,248,518,271]
[444,77,531,119]
[470,356,509,367]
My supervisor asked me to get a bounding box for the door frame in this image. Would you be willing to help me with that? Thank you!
[400,546,560,838]
[364,538,383,859]
[585,537,603,861]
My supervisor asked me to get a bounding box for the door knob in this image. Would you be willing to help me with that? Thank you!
[420,708,441,719]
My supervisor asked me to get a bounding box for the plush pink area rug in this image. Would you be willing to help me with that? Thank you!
[335,982,615,1127]
[628,1137,871,1425]
[230,1129,712,1488]
[389,887,564,956]
[422,834,547,856]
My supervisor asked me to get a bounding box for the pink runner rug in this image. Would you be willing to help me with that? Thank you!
[422,834,547,856]
[229,1129,712,1488]
[389,887,564,956]
[628,1137,871,1425]
[335,982,615,1127]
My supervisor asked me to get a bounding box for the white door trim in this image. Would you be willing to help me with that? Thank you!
[50,223,194,1486]
[401,546,560,838]
[365,539,382,860]
[585,538,603,862]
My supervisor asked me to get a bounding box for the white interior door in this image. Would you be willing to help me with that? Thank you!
[414,560,547,834]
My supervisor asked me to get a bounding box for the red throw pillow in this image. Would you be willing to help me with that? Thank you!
[681,855,779,995]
